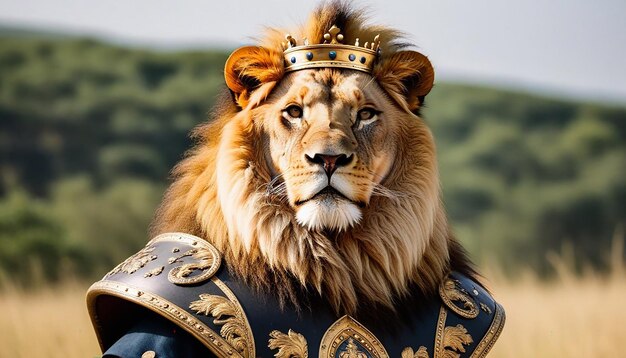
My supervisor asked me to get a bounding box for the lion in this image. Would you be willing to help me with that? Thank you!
[88,2,504,356]
[149,2,476,316]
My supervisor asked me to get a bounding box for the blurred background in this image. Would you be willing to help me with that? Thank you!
[0,0,624,357]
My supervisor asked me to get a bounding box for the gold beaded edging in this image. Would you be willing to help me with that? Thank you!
[433,305,447,358]
[470,303,506,358]
[86,280,243,358]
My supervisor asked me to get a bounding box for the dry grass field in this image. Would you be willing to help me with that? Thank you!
[0,268,624,357]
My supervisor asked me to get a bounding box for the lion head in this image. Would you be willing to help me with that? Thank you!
[152,1,474,314]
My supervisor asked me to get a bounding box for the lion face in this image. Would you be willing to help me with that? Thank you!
[153,3,458,314]
[258,69,399,231]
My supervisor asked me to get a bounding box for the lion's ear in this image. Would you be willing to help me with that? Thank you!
[224,46,284,108]
[375,51,434,114]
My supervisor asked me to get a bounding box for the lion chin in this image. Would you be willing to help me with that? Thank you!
[295,191,362,232]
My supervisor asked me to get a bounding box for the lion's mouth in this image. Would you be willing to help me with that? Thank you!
[295,186,363,207]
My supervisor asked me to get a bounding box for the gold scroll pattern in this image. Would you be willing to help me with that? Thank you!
[190,277,255,357]
[432,306,474,358]
[107,245,157,276]
[190,294,252,356]
[168,244,221,285]
[439,278,479,319]
[268,329,309,358]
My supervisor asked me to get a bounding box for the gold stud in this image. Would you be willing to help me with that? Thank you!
[141,351,156,358]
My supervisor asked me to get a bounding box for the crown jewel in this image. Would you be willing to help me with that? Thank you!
[282,25,381,74]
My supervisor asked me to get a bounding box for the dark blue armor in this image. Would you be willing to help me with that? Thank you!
[87,233,505,357]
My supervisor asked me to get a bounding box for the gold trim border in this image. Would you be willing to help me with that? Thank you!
[433,305,448,358]
[470,303,506,358]
[148,232,214,249]
[86,280,243,358]
[318,315,389,358]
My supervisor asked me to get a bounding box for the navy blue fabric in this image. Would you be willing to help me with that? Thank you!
[102,314,212,358]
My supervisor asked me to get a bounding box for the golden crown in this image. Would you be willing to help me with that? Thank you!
[282,25,381,73]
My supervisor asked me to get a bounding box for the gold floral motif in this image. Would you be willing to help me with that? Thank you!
[433,306,473,358]
[168,244,222,285]
[439,278,479,319]
[479,302,492,315]
[190,293,251,357]
[144,266,164,278]
[319,315,389,358]
[268,329,308,357]
[107,246,157,276]
[401,346,430,358]
[441,325,473,358]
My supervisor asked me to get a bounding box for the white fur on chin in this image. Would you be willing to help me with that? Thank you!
[295,197,362,231]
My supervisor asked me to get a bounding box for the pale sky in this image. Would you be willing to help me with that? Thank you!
[1,0,625,103]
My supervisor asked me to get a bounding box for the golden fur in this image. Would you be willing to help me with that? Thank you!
[151,1,475,315]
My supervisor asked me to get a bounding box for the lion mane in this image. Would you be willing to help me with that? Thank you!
[151,1,477,315]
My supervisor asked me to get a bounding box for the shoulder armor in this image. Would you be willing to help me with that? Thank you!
[87,232,255,357]
[435,272,506,358]
[87,233,504,357]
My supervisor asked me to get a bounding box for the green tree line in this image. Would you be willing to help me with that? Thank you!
[0,34,624,285]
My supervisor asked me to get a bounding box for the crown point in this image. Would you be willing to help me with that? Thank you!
[373,34,381,51]
[325,25,343,44]
[285,34,296,48]
[364,42,369,48]
[355,38,360,47]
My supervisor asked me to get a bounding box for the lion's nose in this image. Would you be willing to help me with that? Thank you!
[305,153,354,178]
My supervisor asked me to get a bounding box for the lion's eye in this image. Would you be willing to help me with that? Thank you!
[285,105,303,119]
[358,108,376,121]
[356,107,380,129]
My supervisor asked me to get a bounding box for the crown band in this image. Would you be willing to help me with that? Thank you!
[282,25,380,74]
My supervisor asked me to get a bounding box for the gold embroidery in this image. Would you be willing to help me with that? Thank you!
[470,303,505,358]
[144,266,164,278]
[441,325,473,358]
[211,277,256,357]
[433,306,473,358]
[107,245,157,276]
[190,294,251,356]
[168,244,221,285]
[439,278,479,319]
[339,338,368,358]
[319,315,389,358]
[401,346,430,358]
[268,329,308,357]
[479,302,492,315]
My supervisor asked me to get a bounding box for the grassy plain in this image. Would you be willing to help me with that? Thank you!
[0,269,624,357]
